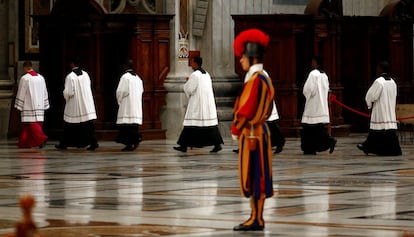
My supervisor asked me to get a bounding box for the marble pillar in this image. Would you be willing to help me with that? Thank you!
[163,0,392,140]
[0,0,14,139]
[162,0,242,141]
[162,0,191,140]
[200,0,242,139]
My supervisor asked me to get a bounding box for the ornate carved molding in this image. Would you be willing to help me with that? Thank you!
[128,0,157,14]
[304,0,343,17]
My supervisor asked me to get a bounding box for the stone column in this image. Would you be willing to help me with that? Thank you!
[0,0,14,139]
[163,0,241,140]
[162,0,311,140]
[197,0,241,138]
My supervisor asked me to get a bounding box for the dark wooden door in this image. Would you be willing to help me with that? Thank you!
[36,0,172,140]
[233,12,414,134]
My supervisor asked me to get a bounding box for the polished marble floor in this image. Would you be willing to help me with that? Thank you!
[0,134,413,237]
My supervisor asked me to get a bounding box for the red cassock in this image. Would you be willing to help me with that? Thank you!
[18,122,47,148]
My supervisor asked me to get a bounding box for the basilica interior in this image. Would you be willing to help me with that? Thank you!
[2,0,414,140]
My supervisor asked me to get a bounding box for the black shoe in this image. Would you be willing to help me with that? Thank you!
[122,145,133,151]
[122,143,139,151]
[329,138,337,154]
[39,141,47,149]
[357,144,368,155]
[274,146,283,154]
[233,148,239,153]
[233,221,264,231]
[55,144,67,150]
[210,145,222,153]
[173,146,187,152]
[131,143,139,151]
[87,144,99,151]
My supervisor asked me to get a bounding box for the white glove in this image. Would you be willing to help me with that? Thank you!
[232,134,238,140]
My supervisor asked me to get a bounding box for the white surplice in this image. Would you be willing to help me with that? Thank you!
[116,71,144,124]
[301,69,330,124]
[63,69,97,123]
[183,70,218,127]
[14,72,49,122]
[365,76,398,130]
[268,102,280,121]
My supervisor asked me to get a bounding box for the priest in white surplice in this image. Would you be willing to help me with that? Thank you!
[55,57,99,150]
[115,60,144,151]
[357,61,402,156]
[173,56,223,153]
[262,70,285,154]
[267,101,285,154]
[301,56,336,155]
[14,61,49,148]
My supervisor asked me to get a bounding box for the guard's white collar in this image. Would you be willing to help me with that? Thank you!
[244,64,266,83]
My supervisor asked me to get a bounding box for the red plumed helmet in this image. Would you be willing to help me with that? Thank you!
[233,28,270,57]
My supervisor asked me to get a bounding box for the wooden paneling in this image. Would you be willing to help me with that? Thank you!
[233,14,313,136]
[35,0,172,140]
[233,12,414,134]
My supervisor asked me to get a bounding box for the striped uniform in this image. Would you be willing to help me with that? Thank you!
[231,70,275,199]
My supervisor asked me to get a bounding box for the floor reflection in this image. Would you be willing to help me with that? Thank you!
[0,135,413,236]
